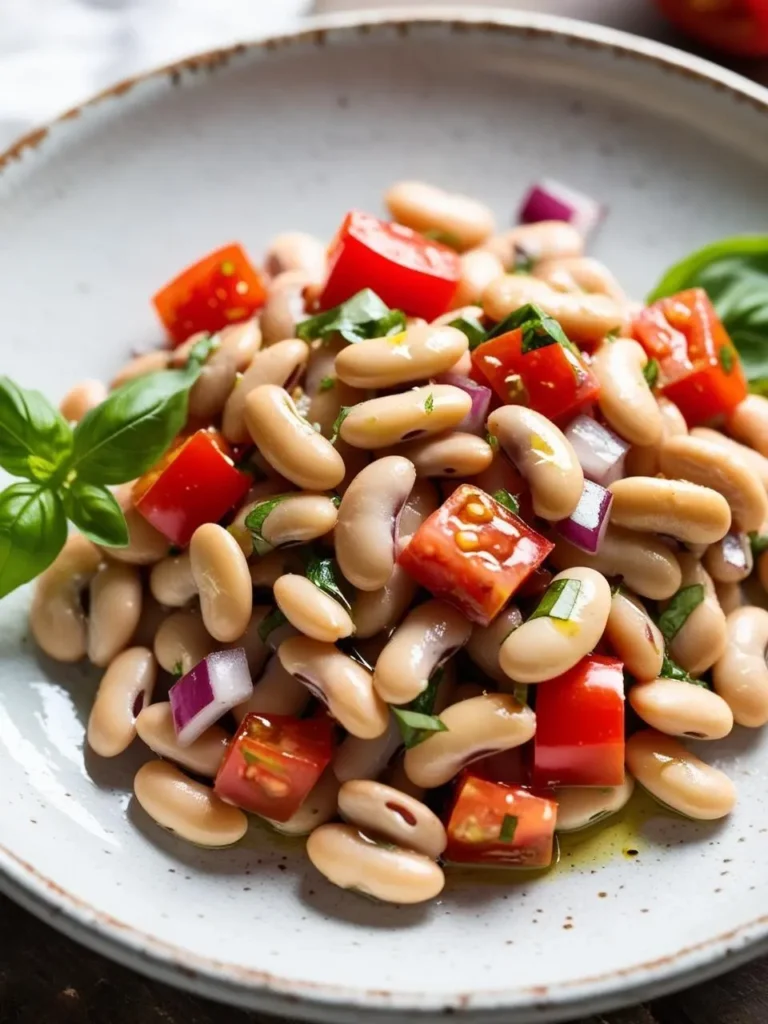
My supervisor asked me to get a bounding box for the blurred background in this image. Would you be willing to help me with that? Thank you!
[2,0,767,150]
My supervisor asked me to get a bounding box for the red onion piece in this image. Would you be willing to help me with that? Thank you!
[435,373,491,435]
[170,648,252,746]
[518,179,605,237]
[555,480,613,554]
[565,415,628,487]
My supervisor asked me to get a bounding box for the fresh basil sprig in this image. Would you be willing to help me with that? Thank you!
[296,289,406,344]
[0,483,68,599]
[0,378,73,483]
[485,302,572,353]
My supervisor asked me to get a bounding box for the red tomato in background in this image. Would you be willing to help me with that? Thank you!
[656,0,768,56]
[153,243,267,345]
[319,210,460,320]
[215,713,334,823]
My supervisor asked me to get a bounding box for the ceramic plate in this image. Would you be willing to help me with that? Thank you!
[2,8,768,1023]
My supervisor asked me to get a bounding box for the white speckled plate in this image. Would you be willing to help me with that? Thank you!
[2,8,768,1023]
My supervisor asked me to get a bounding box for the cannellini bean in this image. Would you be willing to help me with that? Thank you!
[713,606,768,727]
[336,456,416,591]
[727,394,768,458]
[304,336,365,435]
[451,250,505,308]
[30,534,102,662]
[608,477,731,545]
[189,524,252,643]
[307,824,445,904]
[222,338,309,443]
[715,580,743,616]
[703,532,753,583]
[554,776,635,832]
[224,606,272,676]
[59,379,107,422]
[339,780,447,859]
[663,553,727,676]
[592,339,663,446]
[624,396,688,478]
[264,231,326,281]
[483,274,628,345]
[244,384,345,490]
[131,593,170,650]
[333,716,402,783]
[353,565,418,639]
[234,655,311,722]
[479,221,584,269]
[87,562,142,668]
[381,754,427,801]
[260,494,339,550]
[110,350,169,390]
[385,180,495,251]
[626,730,736,820]
[373,599,472,704]
[691,427,768,494]
[135,702,229,777]
[268,767,340,836]
[396,432,494,479]
[171,333,242,421]
[335,324,467,390]
[630,678,733,740]
[273,574,354,643]
[397,478,440,544]
[100,485,168,565]
[466,606,523,687]
[87,647,156,757]
[250,549,303,590]
[217,320,262,371]
[259,271,311,347]
[552,526,682,601]
[279,636,389,739]
[533,256,626,302]
[499,567,611,684]
[487,406,583,520]
[660,434,768,533]
[153,608,215,675]
[404,693,535,789]
[150,552,197,608]
[760,550,768,595]
[134,760,248,847]
[340,385,471,450]
[604,589,664,682]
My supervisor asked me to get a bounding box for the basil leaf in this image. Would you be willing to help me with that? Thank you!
[0,483,67,599]
[424,393,435,415]
[296,289,406,344]
[305,555,352,611]
[0,377,73,483]
[499,814,518,843]
[391,708,447,749]
[658,584,705,642]
[659,652,708,688]
[749,531,768,557]
[530,578,583,622]
[422,228,462,250]
[643,358,659,389]
[408,668,444,718]
[70,363,202,485]
[244,494,292,556]
[448,315,486,350]
[186,334,218,366]
[605,327,621,341]
[719,345,736,374]
[484,430,499,451]
[62,481,129,547]
[330,406,351,444]
[258,607,288,644]
[319,376,335,393]
[485,302,570,353]
[493,489,520,515]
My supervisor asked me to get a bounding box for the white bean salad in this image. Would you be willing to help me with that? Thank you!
[6,178,768,906]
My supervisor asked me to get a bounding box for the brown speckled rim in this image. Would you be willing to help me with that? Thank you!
[2,8,768,1022]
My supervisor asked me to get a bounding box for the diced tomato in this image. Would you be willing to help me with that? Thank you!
[215,713,334,823]
[134,429,250,547]
[318,210,460,320]
[153,243,267,345]
[655,0,768,57]
[398,484,553,626]
[633,288,747,427]
[445,774,557,868]
[533,655,625,788]
[471,327,599,424]
[473,745,531,787]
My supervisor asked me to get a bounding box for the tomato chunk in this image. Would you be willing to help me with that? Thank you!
[633,288,746,426]
[153,243,266,345]
[655,0,768,57]
[397,483,553,626]
[471,327,599,423]
[533,655,625,787]
[445,774,557,868]
[134,429,250,547]
[319,210,460,321]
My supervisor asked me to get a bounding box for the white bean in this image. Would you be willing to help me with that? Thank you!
[87,647,157,757]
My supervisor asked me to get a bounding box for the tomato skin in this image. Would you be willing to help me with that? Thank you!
[153,243,267,345]
[397,484,554,626]
[214,713,334,823]
[318,210,460,320]
[445,774,557,868]
[533,655,625,788]
[633,288,747,426]
[134,429,250,547]
[655,0,768,56]
[470,328,600,424]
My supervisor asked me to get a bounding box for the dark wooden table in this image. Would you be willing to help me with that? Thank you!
[2,7,768,1024]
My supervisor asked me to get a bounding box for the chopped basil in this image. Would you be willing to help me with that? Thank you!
[484,430,499,450]
[187,333,219,366]
[499,814,518,843]
[512,250,535,274]
[409,668,444,717]
[330,493,342,508]
[257,607,288,644]
[244,494,292,556]
[448,314,486,350]
[659,652,708,688]
[305,554,352,611]
[719,346,735,374]
[424,393,435,415]
[493,489,520,515]
[330,406,351,444]
[422,228,462,250]
[171,661,184,681]
[749,531,768,556]
[530,578,583,622]
[319,376,336,392]
[296,289,406,344]
[605,327,620,341]
[485,302,571,354]
[391,708,447,749]
[657,584,705,642]
[642,358,660,389]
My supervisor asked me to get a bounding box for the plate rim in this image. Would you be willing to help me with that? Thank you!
[2,7,768,1021]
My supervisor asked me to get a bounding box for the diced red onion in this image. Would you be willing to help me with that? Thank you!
[555,480,613,554]
[721,532,752,574]
[435,373,491,435]
[170,648,252,746]
[518,179,605,237]
[565,415,628,487]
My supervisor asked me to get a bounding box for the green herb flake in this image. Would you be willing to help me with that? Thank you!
[448,314,486,350]
[422,228,463,250]
[424,393,435,415]
[409,668,444,718]
[492,489,520,515]
[605,327,621,341]
[530,577,583,622]
[485,302,572,356]
[485,430,499,451]
[305,555,352,611]
[296,289,406,345]
[171,661,184,680]
[318,376,336,393]
[657,584,705,642]
[187,333,218,368]
[749,531,768,557]
[659,652,708,687]
[330,406,351,445]
[330,493,342,508]
[642,358,660,389]
[257,607,288,644]
[499,814,518,843]
[244,494,292,556]
[719,346,735,374]
[392,707,448,749]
